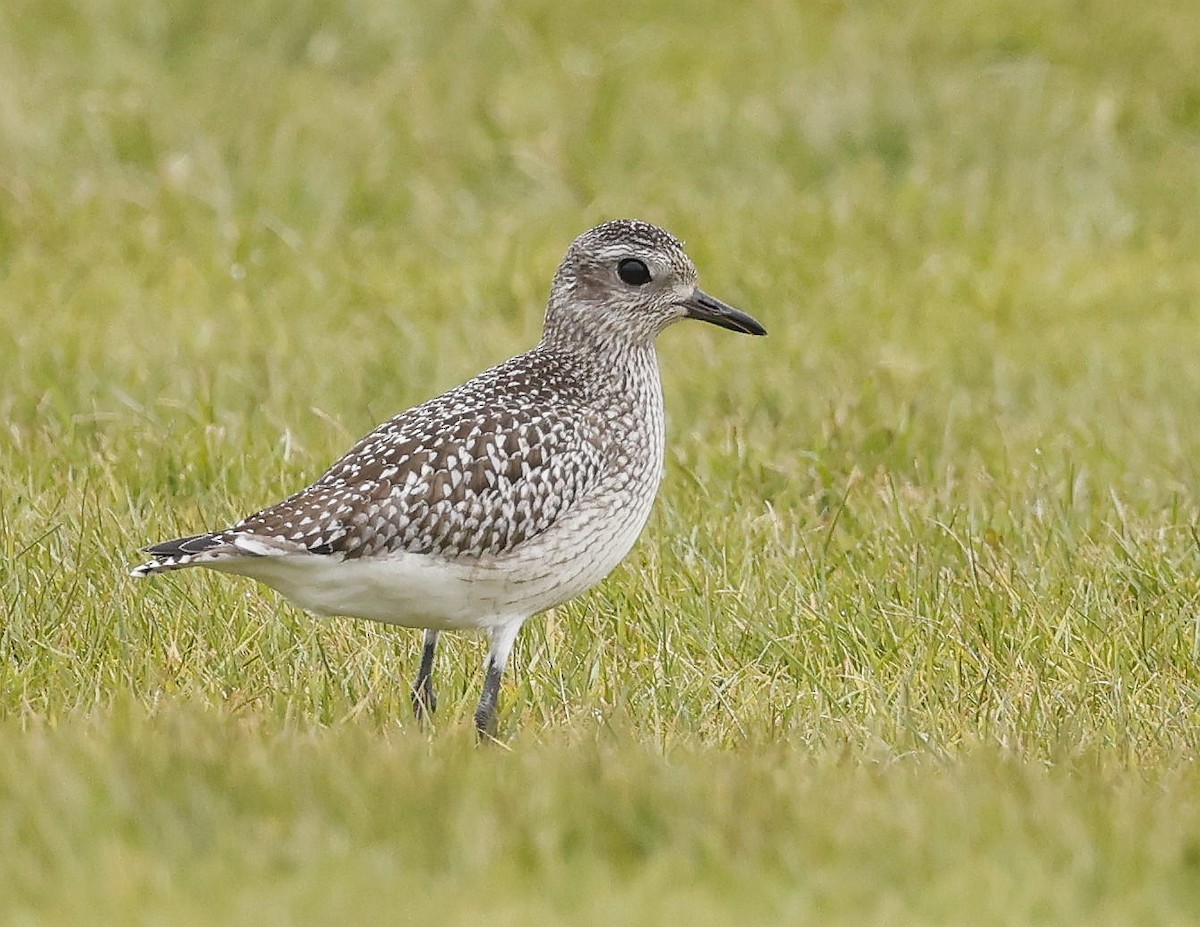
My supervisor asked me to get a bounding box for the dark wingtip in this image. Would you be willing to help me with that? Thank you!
[141,533,223,558]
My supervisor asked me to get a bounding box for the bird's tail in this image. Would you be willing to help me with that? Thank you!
[129,532,235,577]
[130,530,311,576]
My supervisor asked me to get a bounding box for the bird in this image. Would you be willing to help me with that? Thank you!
[131,218,766,738]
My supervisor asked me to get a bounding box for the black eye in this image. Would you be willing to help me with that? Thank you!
[617,258,652,286]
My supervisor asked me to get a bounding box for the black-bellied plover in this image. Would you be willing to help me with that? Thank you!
[132,219,766,737]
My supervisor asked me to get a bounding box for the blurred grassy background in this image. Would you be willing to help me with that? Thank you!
[3,0,1200,922]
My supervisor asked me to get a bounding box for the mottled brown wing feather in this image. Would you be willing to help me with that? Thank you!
[228,398,608,559]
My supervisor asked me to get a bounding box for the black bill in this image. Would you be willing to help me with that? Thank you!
[681,289,767,336]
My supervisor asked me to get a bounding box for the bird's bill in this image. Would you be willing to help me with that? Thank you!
[681,289,767,336]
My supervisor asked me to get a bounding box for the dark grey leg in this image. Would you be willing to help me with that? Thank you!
[474,622,521,742]
[411,629,439,721]
[474,659,504,740]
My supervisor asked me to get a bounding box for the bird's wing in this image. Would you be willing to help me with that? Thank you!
[227,400,609,559]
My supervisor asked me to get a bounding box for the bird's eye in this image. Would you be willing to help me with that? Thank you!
[617,258,652,286]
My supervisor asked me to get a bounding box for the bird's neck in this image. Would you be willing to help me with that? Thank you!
[539,300,662,355]
[539,317,657,364]
[534,331,662,411]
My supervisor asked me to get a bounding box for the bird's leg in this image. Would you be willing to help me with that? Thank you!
[474,622,521,742]
[411,629,439,722]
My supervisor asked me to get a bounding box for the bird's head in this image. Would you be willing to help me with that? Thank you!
[543,219,766,350]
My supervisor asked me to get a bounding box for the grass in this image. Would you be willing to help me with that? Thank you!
[3,0,1200,921]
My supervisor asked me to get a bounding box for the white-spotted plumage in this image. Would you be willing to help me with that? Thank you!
[132,219,766,737]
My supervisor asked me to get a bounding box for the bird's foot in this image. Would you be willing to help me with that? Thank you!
[474,706,499,743]
[411,675,437,723]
